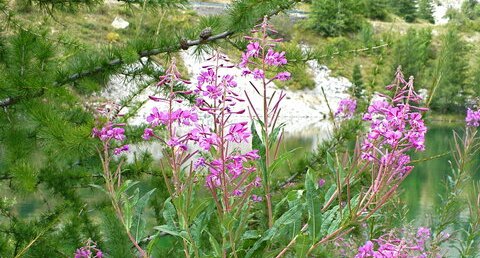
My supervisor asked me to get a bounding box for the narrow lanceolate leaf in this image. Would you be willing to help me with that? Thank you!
[163,198,177,228]
[269,122,285,148]
[208,231,222,257]
[190,204,214,246]
[251,121,267,180]
[132,189,156,242]
[295,234,309,258]
[321,205,339,236]
[269,147,301,174]
[245,202,304,258]
[306,169,322,242]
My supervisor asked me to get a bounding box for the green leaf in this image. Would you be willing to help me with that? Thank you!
[295,234,309,258]
[208,231,222,257]
[268,122,285,148]
[326,152,336,174]
[245,202,304,258]
[89,184,108,195]
[115,180,140,201]
[321,205,339,235]
[251,121,267,183]
[190,204,214,246]
[154,225,181,237]
[132,189,156,242]
[163,198,177,228]
[188,198,211,222]
[241,230,261,240]
[306,169,322,242]
[268,147,301,174]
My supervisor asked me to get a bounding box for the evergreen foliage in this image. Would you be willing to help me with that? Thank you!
[360,0,389,20]
[309,0,365,36]
[417,0,435,23]
[461,0,480,20]
[389,0,417,22]
[429,27,470,112]
[352,63,364,100]
[391,28,432,87]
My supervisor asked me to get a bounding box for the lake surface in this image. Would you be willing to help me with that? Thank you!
[401,123,480,223]
[281,121,479,224]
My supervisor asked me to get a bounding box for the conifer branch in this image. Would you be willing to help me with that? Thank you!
[0,0,299,108]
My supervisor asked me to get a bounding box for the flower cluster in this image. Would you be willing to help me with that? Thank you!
[240,16,290,82]
[92,122,129,156]
[74,240,103,258]
[355,227,432,258]
[335,98,357,119]
[466,108,480,127]
[146,107,198,127]
[191,53,261,198]
[143,56,261,202]
[143,61,198,154]
[361,69,428,177]
[92,123,125,142]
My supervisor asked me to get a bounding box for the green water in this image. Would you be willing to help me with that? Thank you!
[401,123,480,223]
[281,122,479,224]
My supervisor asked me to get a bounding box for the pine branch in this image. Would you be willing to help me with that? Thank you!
[0,0,300,108]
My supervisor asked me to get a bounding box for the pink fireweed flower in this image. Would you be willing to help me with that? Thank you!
[466,108,480,127]
[275,71,291,81]
[264,48,287,66]
[191,52,260,203]
[251,194,263,202]
[142,128,154,140]
[113,145,129,155]
[197,68,216,87]
[226,122,251,143]
[246,42,261,57]
[355,227,434,258]
[74,240,103,258]
[194,157,206,169]
[92,123,126,142]
[252,68,265,79]
[167,137,187,151]
[335,98,357,119]
[360,69,428,178]
[318,178,326,188]
[239,17,290,83]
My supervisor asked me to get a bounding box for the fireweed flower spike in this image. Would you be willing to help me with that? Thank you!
[143,60,199,194]
[74,240,103,258]
[192,51,261,211]
[355,227,434,258]
[240,16,291,228]
[466,108,480,127]
[335,98,357,119]
[186,52,262,257]
[92,108,147,257]
[357,68,428,220]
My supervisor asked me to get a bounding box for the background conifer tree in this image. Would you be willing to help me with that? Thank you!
[429,26,470,112]
[391,28,432,87]
[418,0,435,23]
[389,0,417,22]
[352,63,365,100]
[309,0,365,36]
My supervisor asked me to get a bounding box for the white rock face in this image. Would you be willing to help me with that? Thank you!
[433,0,475,25]
[111,17,129,29]
[179,48,351,134]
